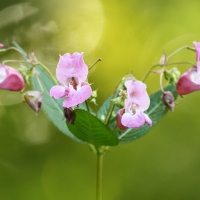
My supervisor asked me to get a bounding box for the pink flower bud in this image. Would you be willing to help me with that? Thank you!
[23,91,42,113]
[0,64,25,91]
[161,91,175,111]
[0,44,4,48]
[176,66,200,95]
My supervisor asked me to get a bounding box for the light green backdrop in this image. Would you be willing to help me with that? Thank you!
[0,0,200,199]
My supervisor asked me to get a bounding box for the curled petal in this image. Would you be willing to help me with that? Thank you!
[50,85,67,99]
[63,83,92,108]
[176,67,200,95]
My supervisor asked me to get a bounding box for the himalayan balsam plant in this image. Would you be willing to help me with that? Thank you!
[0,41,199,200]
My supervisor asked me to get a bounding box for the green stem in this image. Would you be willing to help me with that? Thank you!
[168,46,195,59]
[2,60,29,65]
[141,64,161,82]
[7,46,27,56]
[37,61,58,84]
[96,152,104,200]
[89,58,102,70]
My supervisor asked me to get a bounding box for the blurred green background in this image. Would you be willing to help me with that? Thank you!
[1,0,200,199]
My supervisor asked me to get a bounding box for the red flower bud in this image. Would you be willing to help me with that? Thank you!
[0,64,25,91]
[23,91,42,113]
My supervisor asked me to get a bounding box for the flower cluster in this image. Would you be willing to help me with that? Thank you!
[116,80,152,130]
[1,41,200,134]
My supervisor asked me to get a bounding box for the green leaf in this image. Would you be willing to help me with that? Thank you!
[118,85,178,143]
[32,65,83,143]
[68,109,119,147]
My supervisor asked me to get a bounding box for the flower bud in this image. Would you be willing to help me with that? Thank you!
[0,64,25,91]
[161,91,175,111]
[63,107,76,124]
[23,91,42,113]
[164,67,180,85]
[0,44,4,48]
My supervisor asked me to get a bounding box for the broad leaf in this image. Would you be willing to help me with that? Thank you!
[68,109,119,147]
[118,85,178,143]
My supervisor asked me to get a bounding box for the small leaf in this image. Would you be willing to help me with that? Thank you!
[68,109,119,147]
[118,85,178,143]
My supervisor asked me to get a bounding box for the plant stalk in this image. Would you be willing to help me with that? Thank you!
[96,152,104,200]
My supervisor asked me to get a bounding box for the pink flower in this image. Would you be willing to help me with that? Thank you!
[176,42,200,95]
[116,80,152,130]
[0,44,4,48]
[0,64,25,91]
[23,91,42,113]
[50,52,92,108]
[176,66,200,95]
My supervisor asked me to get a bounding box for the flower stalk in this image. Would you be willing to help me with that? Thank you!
[96,152,104,200]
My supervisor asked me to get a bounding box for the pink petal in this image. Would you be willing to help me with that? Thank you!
[50,85,67,99]
[71,52,88,81]
[194,41,200,61]
[125,80,150,110]
[121,111,146,129]
[56,52,88,84]
[63,83,92,108]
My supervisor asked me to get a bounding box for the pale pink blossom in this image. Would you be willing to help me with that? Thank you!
[50,52,92,108]
[0,64,25,91]
[116,80,152,130]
